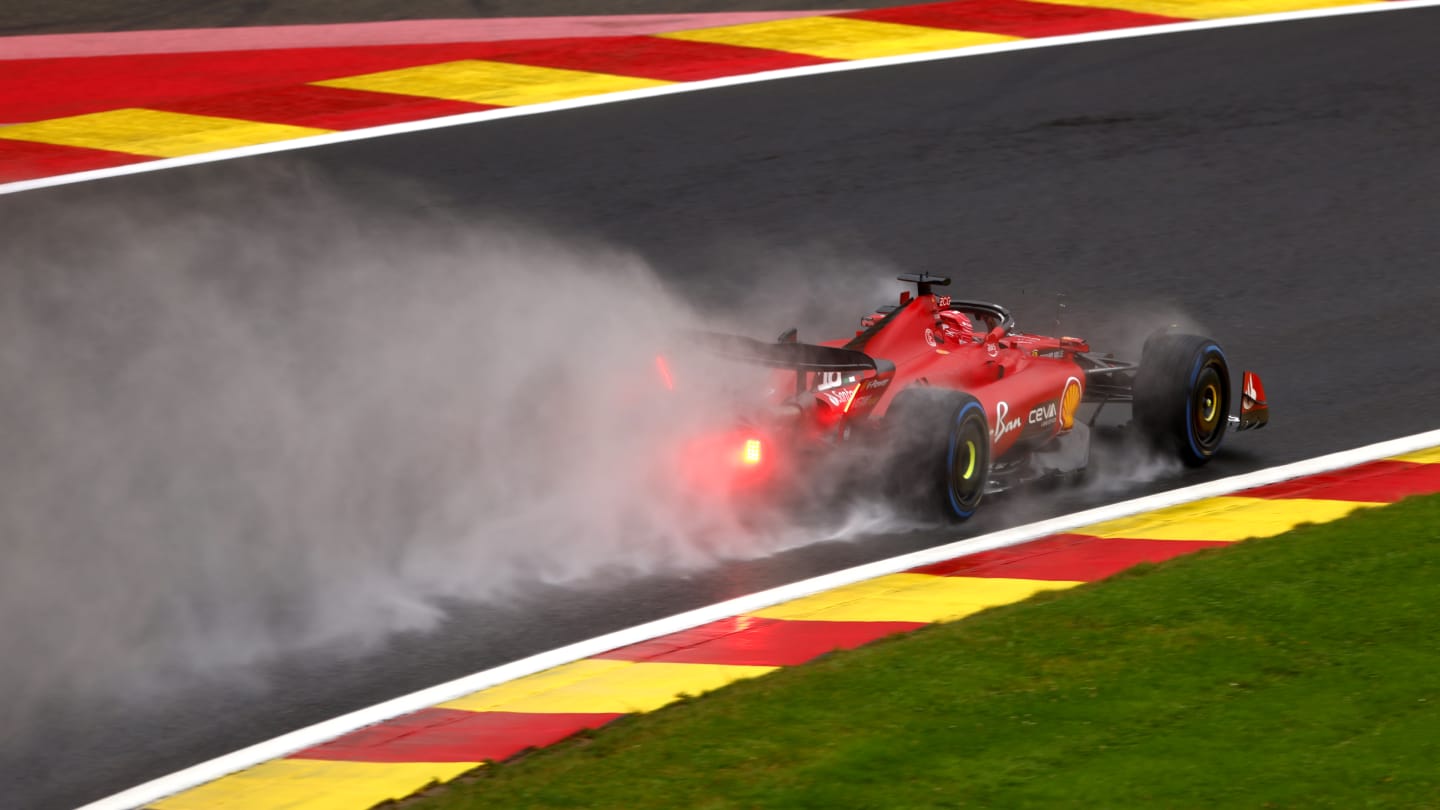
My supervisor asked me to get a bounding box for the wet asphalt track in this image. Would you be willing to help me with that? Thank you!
[5,7,1440,808]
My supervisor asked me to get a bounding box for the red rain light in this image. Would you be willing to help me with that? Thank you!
[655,355,674,391]
[742,438,762,465]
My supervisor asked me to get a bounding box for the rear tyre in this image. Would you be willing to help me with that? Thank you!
[1133,333,1231,467]
[885,388,991,521]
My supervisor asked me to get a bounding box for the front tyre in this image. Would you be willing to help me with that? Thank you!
[1134,333,1231,467]
[885,389,991,521]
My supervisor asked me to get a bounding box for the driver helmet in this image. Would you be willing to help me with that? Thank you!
[937,309,974,342]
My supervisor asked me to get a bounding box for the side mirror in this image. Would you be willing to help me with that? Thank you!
[984,326,1006,345]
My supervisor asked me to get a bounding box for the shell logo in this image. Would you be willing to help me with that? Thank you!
[1060,376,1083,430]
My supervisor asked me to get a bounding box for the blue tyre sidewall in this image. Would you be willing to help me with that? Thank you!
[1184,343,1226,459]
[945,400,987,519]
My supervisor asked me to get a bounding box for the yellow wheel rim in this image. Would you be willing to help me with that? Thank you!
[963,440,977,480]
[1200,383,1219,426]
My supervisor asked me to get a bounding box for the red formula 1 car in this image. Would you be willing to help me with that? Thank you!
[691,273,1269,521]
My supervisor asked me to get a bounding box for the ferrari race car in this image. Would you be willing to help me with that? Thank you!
[691,273,1269,521]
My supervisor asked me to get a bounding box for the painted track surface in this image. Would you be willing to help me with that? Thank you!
[2,1,892,37]
[138,443,1440,809]
[0,0,1404,185]
[3,6,1439,809]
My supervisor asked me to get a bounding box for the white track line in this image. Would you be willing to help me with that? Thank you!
[78,426,1440,810]
[6,0,1440,198]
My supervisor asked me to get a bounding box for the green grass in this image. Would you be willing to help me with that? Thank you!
[407,495,1440,809]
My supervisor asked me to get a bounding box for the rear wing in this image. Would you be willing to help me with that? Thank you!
[691,331,889,372]
[688,331,896,396]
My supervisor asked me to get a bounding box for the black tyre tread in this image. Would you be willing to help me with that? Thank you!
[885,387,991,521]
[1134,333,1230,467]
